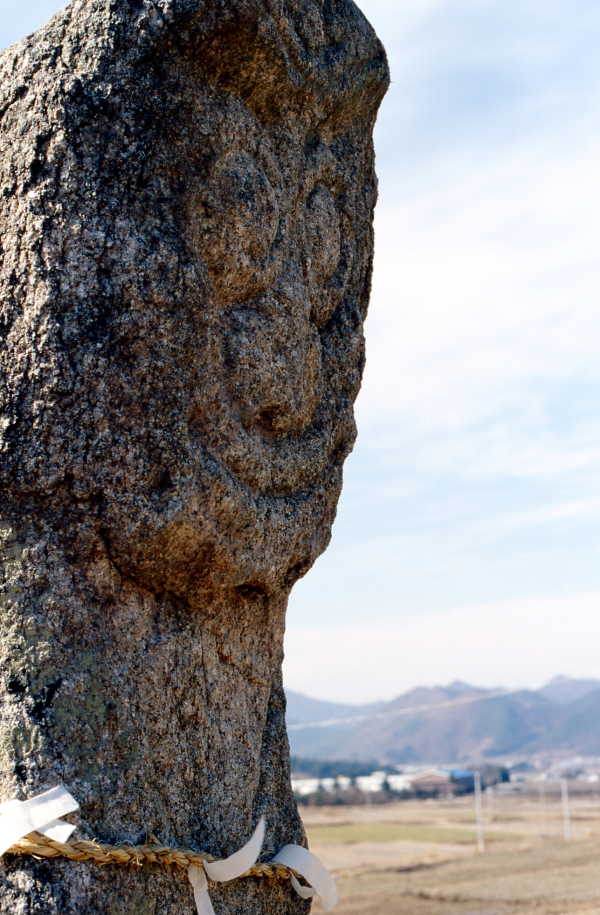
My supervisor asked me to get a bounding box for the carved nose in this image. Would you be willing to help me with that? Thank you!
[222,276,322,436]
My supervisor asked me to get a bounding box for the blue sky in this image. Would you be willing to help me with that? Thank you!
[3,0,600,703]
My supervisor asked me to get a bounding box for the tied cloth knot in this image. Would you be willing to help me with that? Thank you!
[188,816,338,914]
[0,785,79,852]
[0,787,338,914]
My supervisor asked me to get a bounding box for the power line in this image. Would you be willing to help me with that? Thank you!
[287,686,534,732]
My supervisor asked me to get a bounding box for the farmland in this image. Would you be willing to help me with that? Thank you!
[302,788,600,914]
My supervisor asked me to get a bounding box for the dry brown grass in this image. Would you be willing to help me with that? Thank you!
[301,792,600,915]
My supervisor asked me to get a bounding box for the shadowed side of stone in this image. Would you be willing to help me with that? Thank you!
[0,0,388,911]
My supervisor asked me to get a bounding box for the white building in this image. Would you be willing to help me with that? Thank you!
[355,771,387,793]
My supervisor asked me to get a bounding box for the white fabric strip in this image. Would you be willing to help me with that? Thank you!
[0,800,77,845]
[187,864,212,915]
[272,844,339,911]
[203,816,265,882]
[0,786,79,857]
[0,788,339,914]
[290,872,319,900]
[187,816,265,915]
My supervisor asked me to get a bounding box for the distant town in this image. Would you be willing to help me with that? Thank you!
[286,675,600,804]
[290,757,600,805]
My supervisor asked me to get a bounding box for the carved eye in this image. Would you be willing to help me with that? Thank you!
[194,151,280,300]
[304,185,341,284]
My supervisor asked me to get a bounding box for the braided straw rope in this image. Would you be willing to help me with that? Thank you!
[6,832,294,881]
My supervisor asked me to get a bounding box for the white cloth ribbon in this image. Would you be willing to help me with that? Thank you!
[188,817,338,915]
[0,788,338,914]
[187,816,266,915]
[272,844,339,911]
[0,785,79,856]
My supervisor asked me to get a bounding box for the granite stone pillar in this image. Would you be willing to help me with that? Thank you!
[0,1,388,911]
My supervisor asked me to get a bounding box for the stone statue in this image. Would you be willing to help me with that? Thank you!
[0,0,388,911]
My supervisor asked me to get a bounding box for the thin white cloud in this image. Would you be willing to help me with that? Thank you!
[365,141,600,420]
[482,498,600,530]
[284,592,600,704]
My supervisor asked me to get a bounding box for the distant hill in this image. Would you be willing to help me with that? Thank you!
[540,686,600,755]
[285,677,600,763]
[285,690,383,758]
[285,691,379,727]
[537,676,600,706]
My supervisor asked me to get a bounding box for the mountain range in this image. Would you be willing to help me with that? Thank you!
[285,677,600,764]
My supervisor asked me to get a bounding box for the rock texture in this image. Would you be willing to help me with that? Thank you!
[0,0,388,911]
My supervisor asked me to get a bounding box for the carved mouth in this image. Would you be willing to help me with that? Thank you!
[187,388,357,497]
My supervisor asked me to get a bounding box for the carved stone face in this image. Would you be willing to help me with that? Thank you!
[0,0,389,606]
[176,87,354,493]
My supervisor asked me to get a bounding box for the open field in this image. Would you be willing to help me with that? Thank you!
[302,791,600,915]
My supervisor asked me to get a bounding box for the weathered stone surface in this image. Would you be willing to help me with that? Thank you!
[0,0,388,911]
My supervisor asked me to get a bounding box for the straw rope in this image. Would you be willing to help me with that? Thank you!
[6,832,294,881]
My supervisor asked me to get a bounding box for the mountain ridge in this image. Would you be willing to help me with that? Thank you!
[285,677,600,763]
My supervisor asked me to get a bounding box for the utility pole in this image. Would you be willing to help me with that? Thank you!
[561,778,572,842]
[486,785,494,821]
[538,782,548,837]
[475,772,485,853]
